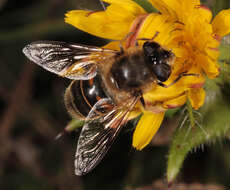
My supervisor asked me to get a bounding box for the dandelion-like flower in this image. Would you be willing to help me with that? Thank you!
[65,0,230,150]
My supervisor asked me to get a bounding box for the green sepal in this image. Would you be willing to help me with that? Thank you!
[166,55,230,184]
[167,99,230,183]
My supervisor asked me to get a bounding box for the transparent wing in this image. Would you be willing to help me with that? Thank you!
[22,41,117,80]
[75,97,139,175]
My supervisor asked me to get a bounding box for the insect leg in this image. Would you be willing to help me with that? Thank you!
[157,72,200,88]
[140,96,146,108]
[133,91,145,108]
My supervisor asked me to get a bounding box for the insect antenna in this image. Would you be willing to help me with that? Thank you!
[135,31,160,42]
[134,31,160,46]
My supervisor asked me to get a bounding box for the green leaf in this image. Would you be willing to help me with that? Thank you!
[132,0,157,13]
[166,79,230,184]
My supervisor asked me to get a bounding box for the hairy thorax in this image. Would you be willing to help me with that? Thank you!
[99,48,155,104]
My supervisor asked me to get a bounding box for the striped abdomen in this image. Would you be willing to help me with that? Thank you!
[64,74,108,119]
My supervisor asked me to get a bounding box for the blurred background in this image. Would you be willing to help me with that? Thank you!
[1,0,230,190]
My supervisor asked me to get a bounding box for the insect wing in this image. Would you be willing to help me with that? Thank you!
[75,97,139,175]
[22,41,117,80]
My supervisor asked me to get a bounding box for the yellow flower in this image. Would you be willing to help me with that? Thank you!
[65,0,230,150]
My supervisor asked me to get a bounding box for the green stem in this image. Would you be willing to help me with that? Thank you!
[187,101,195,128]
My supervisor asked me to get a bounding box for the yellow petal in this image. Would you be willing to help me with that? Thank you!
[105,0,146,21]
[65,1,146,40]
[144,69,204,103]
[148,0,178,17]
[194,5,212,23]
[128,109,142,120]
[163,93,187,109]
[206,45,220,61]
[188,88,206,110]
[212,9,230,37]
[132,111,165,150]
[144,83,187,103]
[137,13,176,47]
[65,10,130,40]
[197,53,220,79]
[103,41,120,50]
[149,0,201,20]
[103,0,146,14]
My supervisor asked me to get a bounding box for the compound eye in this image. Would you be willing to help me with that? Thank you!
[143,42,160,56]
[153,63,171,82]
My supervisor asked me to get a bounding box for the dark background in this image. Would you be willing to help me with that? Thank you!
[1,0,230,190]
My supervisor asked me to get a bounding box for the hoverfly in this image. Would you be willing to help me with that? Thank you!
[23,38,193,175]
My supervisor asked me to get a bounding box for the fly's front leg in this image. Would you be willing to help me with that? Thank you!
[157,72,200,88]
